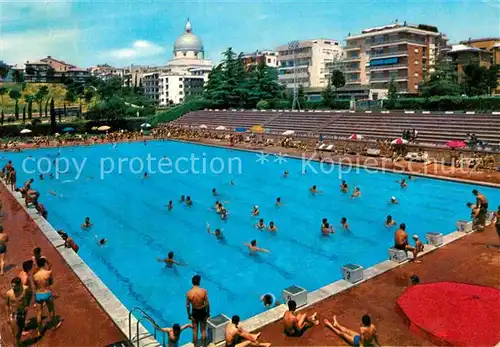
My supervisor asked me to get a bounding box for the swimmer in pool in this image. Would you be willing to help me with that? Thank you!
[267,221,278,232]
[283,171,288,178]
[230,180,234,186]
[157,251,187,268]
[310,185,323,194]
[186,196,193,206]
[390,196,399,204]
[276,197,282,206]
[221,208,228,220]
[161,323,193,347]
[398,179,407,188]
[212,188,217,196]
[143,172,148,179]
[340,180,348,193]
[255,219,266,230]
[180,195,185,203]
[98,238,107,246]
[260,293,281,308]
[81,217,92,229]
[206,223,224,240]
[252,205,260,216]
[244,240,270,254]
[216,203,224,214]
[385,215,397,227]
[167,200,173,211]
[322,222,335,235]
[340,217,349,231]
[351,187,361,199]
[39,174,44,180]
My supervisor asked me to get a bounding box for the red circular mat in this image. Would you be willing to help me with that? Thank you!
[396,282,500,346]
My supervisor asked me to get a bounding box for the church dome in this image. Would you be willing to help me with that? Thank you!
[173,19,204,53]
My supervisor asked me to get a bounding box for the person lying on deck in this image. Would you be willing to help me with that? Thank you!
[325,315,378,347]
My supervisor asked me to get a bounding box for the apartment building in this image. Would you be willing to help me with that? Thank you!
[276,39,343,89]
[343,22,447,98]
[90,64,126,81]
[24,55,90,83]
[241,50,278,69]
[158,74,204,105]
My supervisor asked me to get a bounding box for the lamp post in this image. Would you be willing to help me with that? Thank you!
[288,40,301,111]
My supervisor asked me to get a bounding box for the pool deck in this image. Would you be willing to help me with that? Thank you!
[254,224,500,346]
[0,183,128,347]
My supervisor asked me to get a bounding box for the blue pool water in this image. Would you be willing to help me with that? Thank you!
[4,141,499,344]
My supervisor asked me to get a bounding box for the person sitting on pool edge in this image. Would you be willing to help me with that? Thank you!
[81,217,92,229]
[225,315,271,347]
[157,251,188,268]
[255,219,266,230]
[385,215,397,227]
[244,240,270,255]
[394,224,418,258]
[283,300,319,337]
[324,314,378,347]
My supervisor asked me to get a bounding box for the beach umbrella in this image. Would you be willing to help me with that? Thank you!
[235,127,246,133]
[54,133,60,137]
[141,123,152,128]
[446,140,466,149]
[62,127,75,133]
[20,129,32,134]
[199,124,208,129]
[97,125,111,131]
[91,126,98,131]
[349,133,364,140]
[215,126,227,131]
[391,137,408,145]
[282,130,295,136]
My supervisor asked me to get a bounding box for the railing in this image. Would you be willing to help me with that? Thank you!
[369,50,408,58]
[368,63,408,71]
[128,307,166,347]
[367,38,426,47]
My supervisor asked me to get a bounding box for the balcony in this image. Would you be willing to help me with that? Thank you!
[343,46,361,52]
[368,38,427,48]
[278,51,313,60]
[368,63,408,71]
[279,71,310,79]
[343,56,361,62]
[370,75,408,83]
[345,79,361,84]
[344,69,361,74]
[369,50,408,59]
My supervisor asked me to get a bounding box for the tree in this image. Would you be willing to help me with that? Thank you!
[487,65,499,95]
[24,94,34,120]
[462,63,498,96]
[388,77,397,100]
[420,60,461,97]
[9,89,21,120]
[22,104,26,123]
[46,67,55,82]
[256,99,270,109]
[12,70,24,83]
[0,62,9,81]
[34,85,49,117]
[321,82,334,108]
[45,97,51,117]
[0,86,7,112]
[50,98,56,133]
[64,89,76,120]
[297,84,306,108]
[25,66,36,76]
[0,110,3,125]
[84,89,95,110]
[330,69,346,92]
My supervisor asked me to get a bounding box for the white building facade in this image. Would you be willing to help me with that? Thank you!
[276,39,343,89]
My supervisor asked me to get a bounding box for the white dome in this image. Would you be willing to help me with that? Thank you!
[173,19,204,53]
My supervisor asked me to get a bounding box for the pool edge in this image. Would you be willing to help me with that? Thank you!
[0,181,160,347]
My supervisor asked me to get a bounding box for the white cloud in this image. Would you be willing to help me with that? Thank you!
[0,28,81,65]
[1,0,73,25]
[102,40,165,60]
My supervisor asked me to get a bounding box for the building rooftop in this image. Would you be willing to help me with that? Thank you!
[459,37,500,44]
[347,22,440,40]
[448,44,492,54]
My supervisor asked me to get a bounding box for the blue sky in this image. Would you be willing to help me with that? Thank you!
[0,0,498,68]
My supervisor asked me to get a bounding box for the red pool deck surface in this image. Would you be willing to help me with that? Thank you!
[0,185,126,346]
[257,225,500,346]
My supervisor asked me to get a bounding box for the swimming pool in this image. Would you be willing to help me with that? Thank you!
[4,141,499,345]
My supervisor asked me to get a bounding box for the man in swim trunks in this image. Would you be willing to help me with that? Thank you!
[157,252,187,268]
[394,224,415,256]
[61,232,79,252]
[225,315,271,347]
[340,217,349,231]
[276,197,282,206]
[33,258,62,336]
[6,277,31,346]
[19,260,34,288]
[0,225,8,275]
[412,235,424,263]
[168,200,173,211]
[10,167,16,191]
[186,196,193,206]
[161,323,192,347]
[186,275,210,347]
[324,314,377,347]
[283,300,319,337]
[473,189,489,228]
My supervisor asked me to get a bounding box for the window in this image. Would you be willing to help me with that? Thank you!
[267,58,271,63]
[179,91,183,95]
[414,72,418,77]
[414,60,419,65]
[414,48,419,53]
[183,52,187,56]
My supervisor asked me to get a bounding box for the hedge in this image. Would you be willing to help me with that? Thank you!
[150,99,216,125]
[385,96,500,111]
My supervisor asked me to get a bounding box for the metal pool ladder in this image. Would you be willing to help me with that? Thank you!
[128,307,167,347]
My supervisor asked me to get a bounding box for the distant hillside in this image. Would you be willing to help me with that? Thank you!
[0,82,80,115]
